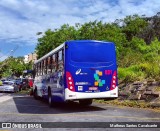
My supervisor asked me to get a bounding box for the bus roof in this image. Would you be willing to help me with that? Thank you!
[34,43,64,64]
[66,40,114,44]
[34,40,115,64]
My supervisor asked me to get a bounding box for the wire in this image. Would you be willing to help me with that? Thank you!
[0,45,19,59]
[10,45,19,56]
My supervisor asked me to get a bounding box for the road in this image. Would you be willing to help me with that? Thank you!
[0,93,159,131]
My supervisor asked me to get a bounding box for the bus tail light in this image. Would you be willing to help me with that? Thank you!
[110,71,117,90]
[66,71,75,92]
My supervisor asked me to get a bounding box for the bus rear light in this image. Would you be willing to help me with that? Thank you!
[66,71,75,92]
[112,85,115,88]
[69,82,72,85]
[70,86,73,89]
[110,71,117,90]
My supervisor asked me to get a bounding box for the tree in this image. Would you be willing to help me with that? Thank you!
[36,24,78,58]
[138,12,160,44]
[0,57,31,78]
[122,14,148,41]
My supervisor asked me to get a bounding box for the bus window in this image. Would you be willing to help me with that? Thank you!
[36,64,38,76]
[45,58,47,74]
[52,54,56,72]
[62,49,64,61]
[44,59,47,74]
[56,52,59,70]
[58,50,63,61]
[49,56,52,73]
[58,50,64,71]
[39,62,41,75]
[37,63,39,76]
[38,62,41,76]
[41,60,43,75]
[47,56,52,74]
[35,64,38,76]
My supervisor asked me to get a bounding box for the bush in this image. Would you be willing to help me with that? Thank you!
[118,66,145,82]
[139,63,160,78]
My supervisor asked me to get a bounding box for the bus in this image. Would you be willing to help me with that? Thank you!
[33,40,118,107]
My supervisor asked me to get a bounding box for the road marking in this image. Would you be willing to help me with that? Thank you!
[0,103,48,108]
[0,95,13,103]
[0,113,159,120]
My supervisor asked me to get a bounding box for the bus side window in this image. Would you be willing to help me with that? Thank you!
[36,64,38,76]
[50,55,53,73]
[47,56,52,74]
[52,54,56,73]
[41,61,44,75]
[56,52,58,71]
[36,63,38,76]
[41,62,43,75]
[45,58,48,74]
[39,62,41,76]
[58,50,62,62]
[35,65,36,76]
[44,59,47,75]
[58,50,64,70]
[62,49,64,62]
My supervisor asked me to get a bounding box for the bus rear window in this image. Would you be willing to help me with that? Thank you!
[70,43,115,63]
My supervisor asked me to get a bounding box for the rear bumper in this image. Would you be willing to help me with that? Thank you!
[65,87,118,100]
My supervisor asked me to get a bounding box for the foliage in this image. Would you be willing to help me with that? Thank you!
[95,99,152,109]
[35,12,160,82]
[36,25,78,58]
[0,57,32,78]
[122,14,148,41]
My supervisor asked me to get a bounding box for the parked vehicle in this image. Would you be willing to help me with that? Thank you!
[13,79,23,91]
[0,81,19,93]
[16,78,30,90]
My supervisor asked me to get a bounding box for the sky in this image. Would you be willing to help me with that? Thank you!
[0,0,160,61]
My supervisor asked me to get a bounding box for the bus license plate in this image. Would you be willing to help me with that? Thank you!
[89,87,98,90]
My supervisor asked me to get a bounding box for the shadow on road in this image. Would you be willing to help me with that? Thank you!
[12,96,106,114]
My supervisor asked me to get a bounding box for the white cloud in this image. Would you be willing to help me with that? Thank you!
[0,0,159,49]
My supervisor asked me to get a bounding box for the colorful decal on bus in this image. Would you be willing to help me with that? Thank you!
[94,70,105,87]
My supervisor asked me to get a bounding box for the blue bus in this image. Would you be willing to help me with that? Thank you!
[33,40,118,107]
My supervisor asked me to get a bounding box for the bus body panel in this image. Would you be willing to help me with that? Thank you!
[33,40,118,103]
[65,87,118,100]
[64,40,118,100]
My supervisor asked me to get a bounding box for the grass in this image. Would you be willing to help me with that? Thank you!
[118,62,160,83]
[16,88,32,95]
[94,99,160,112]
[118,66,145,83]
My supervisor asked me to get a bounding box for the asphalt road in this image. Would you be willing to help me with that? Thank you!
[0,93,159,131]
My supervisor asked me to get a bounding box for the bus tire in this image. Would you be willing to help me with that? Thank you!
[79,99,93,106]
[48,89,53,107]
[34,88,38,100]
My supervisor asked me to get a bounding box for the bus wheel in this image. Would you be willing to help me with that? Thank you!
[48,90,53,107]
[34,89,38,100]
[79,99,93,106]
